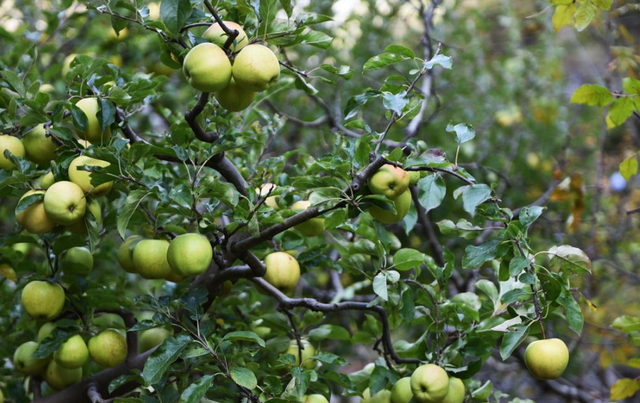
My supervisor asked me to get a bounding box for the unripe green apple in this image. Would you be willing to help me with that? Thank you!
[203,21,249,52]
[93,313,126,333]
[285,339,316,369]
[44,360,82,390]
[183,43,232,92]
[165,268,186,283]
[22,124,57,165]
[390,377,413,403]
[524,338,569,380]
[369,189,411,224]
[166,233,213,277]
[441,377,465,403]
[138,327,173,353]
[61,53,78,76]
[88,329,127,368]
[16,190,57,234]
[408,171,420,186]
[291,200,324,236]
[54,335,89,369]
[0,263,16,282]
[250,319,272,339]
[0,135,25,170]
[74,98,111,144]
[368,165,410,199]
[38,322,56,342]
[232,44,280,92]
[362,388,392,403]
[67,198,102,235]
[118,235,142,273]
[257,183,279,209]
[68,155,113,197]
[43,181,87,225]
[21,281,65,321]
[60,246,93,276]
[215,78,257,111]
[410,364,449,403]
[13,341,50,375]
[132,239,171,279]
[36,171,55,189]
[303,394,329,403]
[263,251,300,292]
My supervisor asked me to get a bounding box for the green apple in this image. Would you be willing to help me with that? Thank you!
[67,198,102,235]
[362,388,392,403]
[369,165,410,199]
[54,335,89,369]
[21,281,66,321]
[60,246,93,276]
[391,377,413,403]
[13,341,50,375]
[291,200,325,236]
[36,171,55,189]
[388,232,402,252]
[232,44,280,92]
[0,134,25,170]
[74,98,111,144]
[165,269,186,283]
[61,53,78,76]
[166,233,213,277]
[132,239,171,279]
[43,181,87,225]
[44,360,82,390]
[0,387,4,403]
[408,171,420,186]
[369,189,411,224]
[410,364,449,403]
[118,235,142,273]
[22,124,57,165]
[263,251,300,292]
[183,43,232,92]
[285,339,316,369]
[68,155,113,197]
[93,313,126,333]
[441,377,465,403]
[250,319,271,339]
[215,78,257,111]
[203,21,249,52]
[303,394,329,403]
[524,338,569,380]
[38,322,56,342]
[138,327,172,353]
[16,190,57,234]
[257,183,279,209]
[88,329,127,368]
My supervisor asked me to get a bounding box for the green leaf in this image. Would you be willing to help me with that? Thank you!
[592,0,612,10]
[417,174,446,213]
[117,190,152,240]
[393,248,425,271]
[0,70,25,97]
[608,97,634,127]
[475,279,499,303]
[384,45,415,58]
[308,324,351,341]
[509,256,530,277]
[160,0,192,36]
[574,1,597,31]
[373,272,388,301]
[424,54,452,70]
[454,184,492,216]
[179,375,214,403]
[320,64,354,80]
[612,315,640,333]
[436,219,483,239]
[142,334,192,385]
[382,91,408,115]
[223,331,265,348]
[570,84,612,106]
[446,122,475,144]
[230,367,257,390]
[462,240,499,269]
[519,206,544,227]
[71,104,89,134]
[14,192,43,215]
[363,48,414,72]
[548,245,592,274]
[97,98,116,133]
[557,288,584,335]
[611,378,640,401]
[499,324,529,360]
[552,4,576,31]
[623,77,640,95]
[300,29,333,49]
[620,154,638,180]
[471,380,493,400]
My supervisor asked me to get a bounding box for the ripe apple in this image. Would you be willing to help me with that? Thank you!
[263,251,300,292]
[232,44,280,92]
[0,134,25,170]
[74,98,111,144]
[16,190,56,234]
[88,329,127,368]
[36,171,55,189]
[60,246,93,276]
[441,377,465,403]
[166,233,213,277]
[410,364,449,403]
[21,124,57,166]
[524,338,569,380]
[43,181,87,225]
[38,322,56,342]
[54,335,89,369]
[21,281,65,321]
[303,394,329,403]
[291,200,325,236]
[285,339,316,369]
[117,235,142,273]
[67,198,102,235]
[13,341,50,375]
[44,360,82,390]
[368,165,410,199]
[362,388,392,403]
[138,327,173,353]
[390,377,413,403]
[68,155,113,197]
[203,21,249,52]
[408,171,420,186]
[132,239,172,279]
[369,189,411,224]
[257,183,279,209]
[215,78,257,111]
[183,43,232,92]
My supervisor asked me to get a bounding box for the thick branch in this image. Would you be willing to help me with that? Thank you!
[185,92,218,143]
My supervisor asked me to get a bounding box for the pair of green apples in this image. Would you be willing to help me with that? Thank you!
[367,164,420,224]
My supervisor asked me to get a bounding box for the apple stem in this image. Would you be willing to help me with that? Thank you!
[202,0,239,53]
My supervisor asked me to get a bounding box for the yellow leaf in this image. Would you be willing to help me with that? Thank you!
[627,358,640,369]
[611,378,640,401]
[552,4,576,31]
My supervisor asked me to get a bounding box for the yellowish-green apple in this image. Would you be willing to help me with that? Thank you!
[524,338,569,380]
[132,239,171,279]
[285,339,316,369]
[44,360,82,390]
[68,155,113,197]
[215,78,257,111]
[250,319,271,339]
[291,200,325,236]
[138,327,173,353]
[61,54,77,76]
[183,43,232,92]
[166,233,213,276]
[303,394,329,403]
[43,181,87,225]
[74,98,111,144]
[13,341,50,375]
[441,377,465,403]
[21,125,57,165]
[0,135,25,170]
[368,165,410,198]
[263,252,300,292]
[232,44,280,91]
[0,263,16,282]
[257,183,279,209]
[39,83,55,93]
[16,190,56,234]
[118,235,142,273]
[410,364,449,403]
[67,198,102,235]
[391,377,413,403]
[61,246,93,276]
[38,322,56,342]
[36,171,55,189]
[88,329,127,368]
[21,281,65,320]
[93,313,125,333]
[165,269,186,283]
[203,21,249,51]
[408,171,420,186]
[362,388,392,403]
[369,189,411,224]
[54,335,89,369]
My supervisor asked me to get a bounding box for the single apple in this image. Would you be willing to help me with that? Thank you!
[88,329,127,368]
[61,53,78,76]
[117,235,142,273]
[166,233,213,277]
[38,322,57,342]
[43,181,87,225]
[132,239,172,279]
[303,394,329,403]
[16,190,56,234]
[203,21,249,51]
[291,200,325,236]
[257,183,279,209]
[21,280,66,321]
[408,171,420,186]
[183,43,232,92]
[285,339,316,369]
[369,165,410,199]
[60,246,93,276]
[0,134,25,170]
[362,388,392,403]
[44,360,82,390]
[54,335,89,369]
[368,189,411,224]
[138,327,173,353]
[441,377,465,403]
[250,319,271,339]
[93,313,126,333]
[165,269,186,283]
[67,198,102,235]
[215,78,257,111]
[35,171,55,189]
[74,98,111,144]
[263,251,300,293]
[21,124,58,166]
[13,341,50,375]
[410,364,449,403]
[390,377,413,403]
[524,338,569,380]
[232,44,280,92]
[68,155,113,197]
